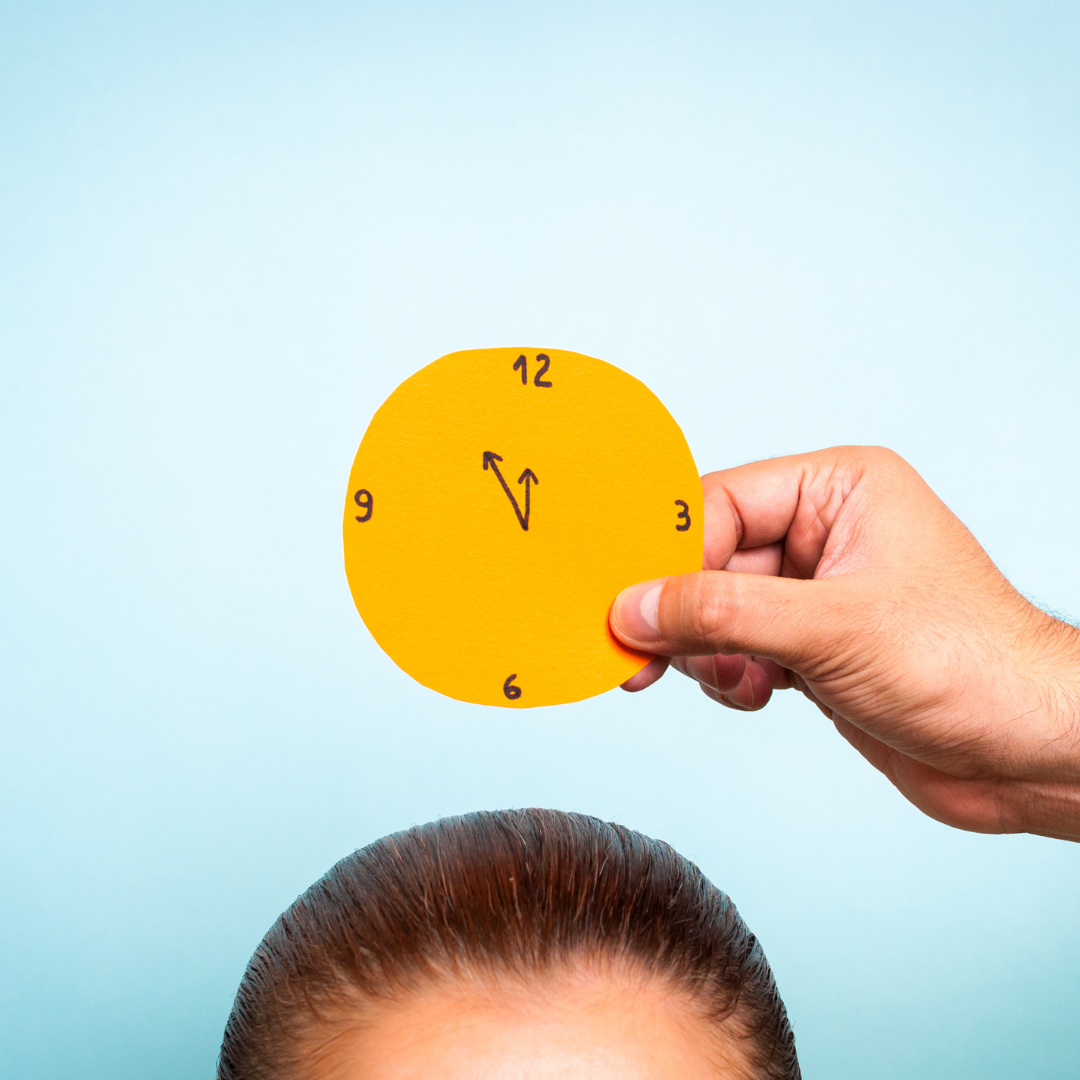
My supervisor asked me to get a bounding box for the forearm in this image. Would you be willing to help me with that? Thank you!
[1022,610,1080,839]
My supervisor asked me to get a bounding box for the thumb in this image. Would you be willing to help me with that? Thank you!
[610,570,848,671]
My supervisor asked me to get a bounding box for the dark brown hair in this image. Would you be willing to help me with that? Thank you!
[218,808,799,1079]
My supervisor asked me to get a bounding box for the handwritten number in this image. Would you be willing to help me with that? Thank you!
[354,489,374,522]
[675,500,691,531]
[511,353,552,388]
[533,354,552,388]
[503,673,522,700]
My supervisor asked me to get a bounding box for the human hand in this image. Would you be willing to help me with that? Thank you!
[610,447,1080,841]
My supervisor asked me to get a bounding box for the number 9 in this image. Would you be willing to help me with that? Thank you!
[354,489,374,523]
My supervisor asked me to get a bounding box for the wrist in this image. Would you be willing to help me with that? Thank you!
[1011,608,1080,840]
[1032,612,1080,767]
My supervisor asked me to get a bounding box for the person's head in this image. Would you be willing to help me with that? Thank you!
[219,809,799,1079]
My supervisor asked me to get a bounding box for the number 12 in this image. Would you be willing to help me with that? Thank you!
[513,354,552,388]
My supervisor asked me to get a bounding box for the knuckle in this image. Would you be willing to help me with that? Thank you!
[674,573,730,653]
[862,444,915,479]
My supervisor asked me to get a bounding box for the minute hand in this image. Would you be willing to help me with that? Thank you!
[482,451,538,531]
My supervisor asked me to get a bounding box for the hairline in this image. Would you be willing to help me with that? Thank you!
[294,954,761,1080]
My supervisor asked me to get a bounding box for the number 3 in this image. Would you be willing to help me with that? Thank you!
[675,499,691,531]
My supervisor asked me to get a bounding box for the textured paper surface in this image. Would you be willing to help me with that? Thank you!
[343,347,703,707]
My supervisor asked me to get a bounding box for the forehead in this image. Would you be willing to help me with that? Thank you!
[310,967,752,1080]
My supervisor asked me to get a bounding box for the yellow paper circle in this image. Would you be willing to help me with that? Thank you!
[343,348,702,708]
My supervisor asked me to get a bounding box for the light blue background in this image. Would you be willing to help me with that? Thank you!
[2,3,1078,1077]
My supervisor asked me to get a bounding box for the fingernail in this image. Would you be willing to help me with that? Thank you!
[726,670,756,710]
[612,580,665,644]
[685,655,715,686]
[686,653,746,693]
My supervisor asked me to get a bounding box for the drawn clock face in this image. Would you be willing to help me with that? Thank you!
[343,347,703,708]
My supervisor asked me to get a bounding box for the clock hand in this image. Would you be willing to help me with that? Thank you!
[482,452,538,531]
[517,468,539,532]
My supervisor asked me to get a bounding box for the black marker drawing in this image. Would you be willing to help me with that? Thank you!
[675,499,691,531]
[503,673,522,700]
[354,488,374,522]
[510,353,553,388]
[533,353,552,387]
[483,451,538,531]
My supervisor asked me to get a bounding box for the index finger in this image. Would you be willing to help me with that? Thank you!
[702,446,872,578]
